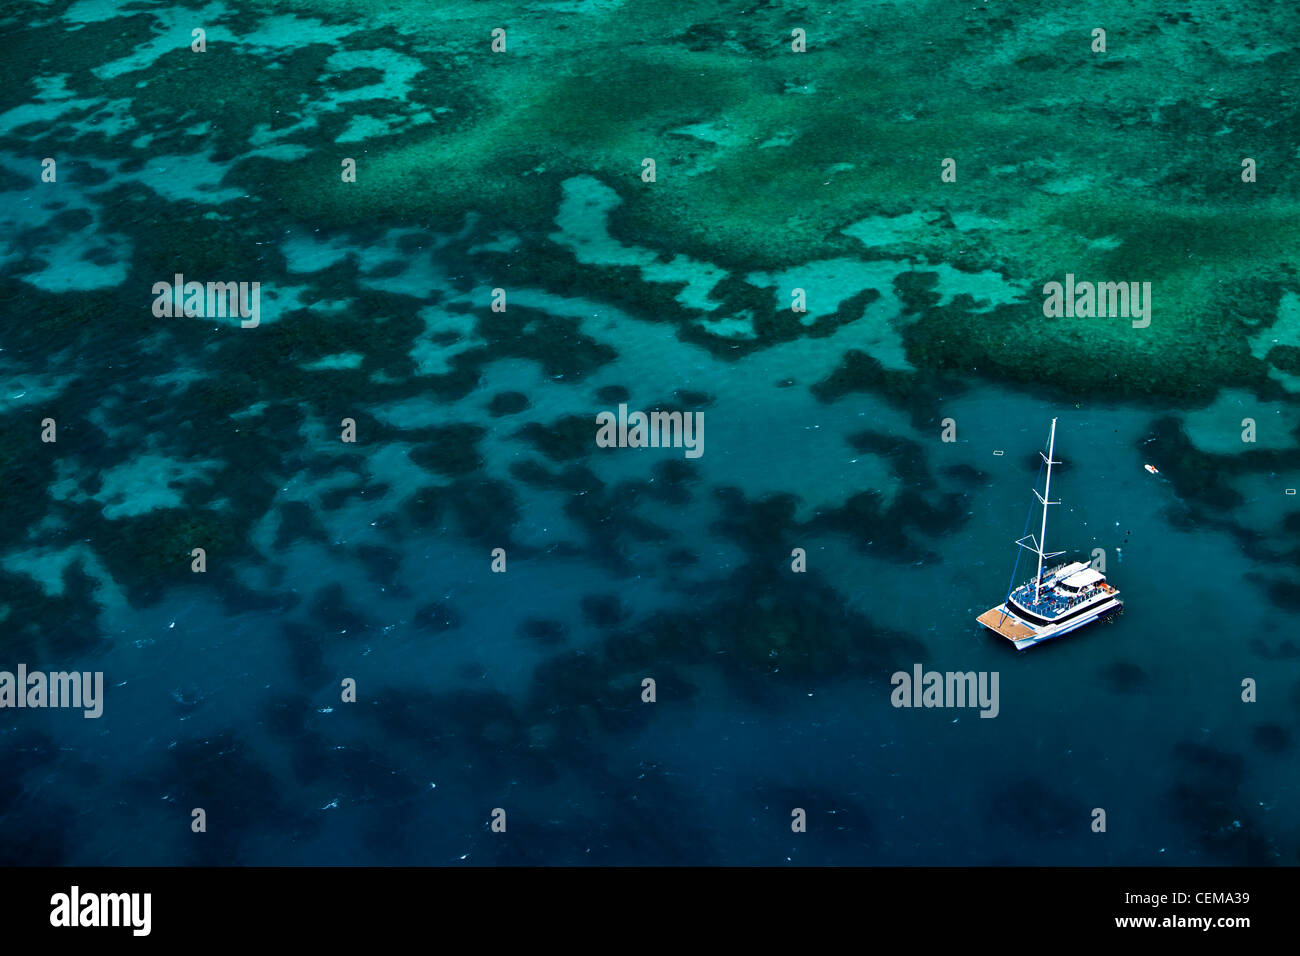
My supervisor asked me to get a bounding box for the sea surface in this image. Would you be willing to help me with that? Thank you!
[0,0,1298,865]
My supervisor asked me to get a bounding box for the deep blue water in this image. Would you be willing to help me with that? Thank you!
[1,0,1298,866]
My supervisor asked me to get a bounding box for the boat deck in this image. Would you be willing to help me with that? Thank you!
[1010,581,1117,619]
[976,606,1036,642]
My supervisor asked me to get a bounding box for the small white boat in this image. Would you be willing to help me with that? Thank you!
[977,418,1123,649]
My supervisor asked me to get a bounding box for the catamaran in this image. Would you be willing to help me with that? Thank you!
[977,418,1122,649]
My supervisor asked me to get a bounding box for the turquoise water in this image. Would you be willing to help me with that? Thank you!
[0,0,1297,865]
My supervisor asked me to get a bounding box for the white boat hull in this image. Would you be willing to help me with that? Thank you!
[979,595,1123,649]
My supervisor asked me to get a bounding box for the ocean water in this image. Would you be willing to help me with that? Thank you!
[0,0,1298,866]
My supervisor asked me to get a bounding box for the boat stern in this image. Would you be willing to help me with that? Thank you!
[976,604,1039,649]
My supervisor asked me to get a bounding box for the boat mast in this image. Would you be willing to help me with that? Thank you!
[1013,419,1066,606]
[1034,418,1060,603]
